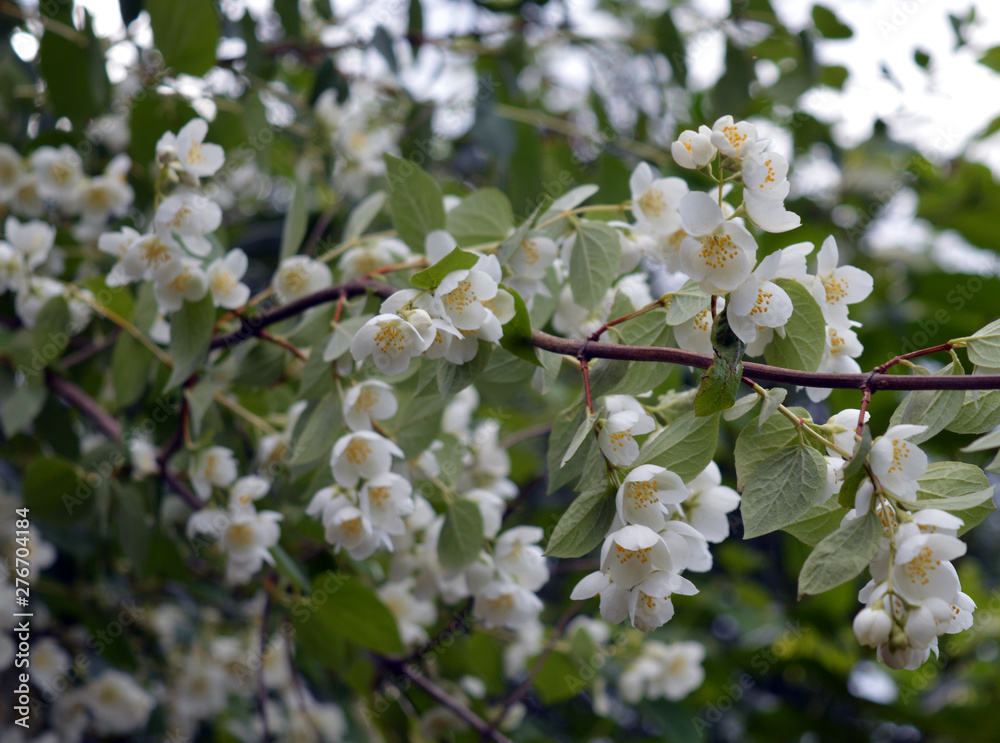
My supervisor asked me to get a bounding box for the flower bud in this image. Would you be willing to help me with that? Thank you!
[853,607,892,648]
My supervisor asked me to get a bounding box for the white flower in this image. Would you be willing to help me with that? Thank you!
[616,464,688,530]
[154,191,223,257]
[619,640,706,702]
[806,326,865,402]
[128,437,159,479]
[360,472,414,536]
[272,255,333,303]
[5,216,55,269]
[172,655,229,723]
[508,234,557,281]
[174,118,225,177]
[678,192,758,293]
[680,462,741,543]
[189,446,239,500]
[123,233,180,282]
[0,143,23,201]
[473,580,543,629]
[629,162,689,234]
[710,115,757,159]
[77,156,133,224]
[311,490,386,559]
[153,257,208,312]
[727,251,794,345]
[31,145,84,203]
[187,506,282,584]
[435,266,500,331]
[343,380,398,432]
[31,637,71,691]
[811,236,873,328]
[741,149,801,233]
[570,569,630,624]
[892,532,966,603]
[339,237,410,280]
[206,249,251,309]
[351,312,434,375]
[495,526,549,592]
[628,571,698,631]
[83,670,156,736]
[11,173,45,217]
[330,431,404,488]
[230,475,270,512]
[599,525,674,590]
[378,579,438,647]
[0,241,24,292]
[14,276,93,331]
[98,226,142,287]
[869,424,928,500]
[598,407,656,467]
[671,126,716,169]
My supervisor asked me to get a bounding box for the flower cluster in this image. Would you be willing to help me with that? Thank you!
[350,231,515,374]
[99,119,251,315]
[845,424,976,669]
[572,395,740,632]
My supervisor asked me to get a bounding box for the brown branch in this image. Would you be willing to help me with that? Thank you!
[382,659,514,743]
[45,371,122,440]
[210,278,395,350]
[531,331,1000,392]
[257,330,308,361]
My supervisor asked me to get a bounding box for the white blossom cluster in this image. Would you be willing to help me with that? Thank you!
[98,119,252,315]
[848,425,976,669]
[571,394,739,632]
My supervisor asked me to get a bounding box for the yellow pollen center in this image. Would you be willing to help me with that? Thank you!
[638,188,666,218]
[374,322,407,353]
[344,438,372,465]
[628,480,658,509]
[227,522,256,548]
[698,234,738,269]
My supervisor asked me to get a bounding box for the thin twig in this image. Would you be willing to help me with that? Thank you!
[45,371,122,440]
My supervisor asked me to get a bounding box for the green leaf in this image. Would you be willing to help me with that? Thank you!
[184,377,219,439]
[445,188,515,247]
[537,185,599,232]
[961,426,1000,453]
[545,483,616,558]
[290,393,344,467]
[383,154,445,251]
[742,444,828,539]
[116,483,151,573]
[410,247,479,291]
[344,191,387,240]
[561,408,599,467]
[436,342,494,396]
[498,286,541,367]
[112,335,154,410]
[695,311,744,416]
[764,280,826,372]
[723,393,760,421]
[798,512,881,597]
[656,10,687,86]
[947,389,1000,434]
[385,390,448,458]
[32,296,71,370]
[812,5,853,39]
[532,651,584,705]
[783,500,846,547]
[165,294,216,390]
[371,26,398,74]
[957,318,1000,367]
[841,425,872,480]
[271,544,310,592]
[888,361,964,443]
[147,0,221,77]
[914,461,997,534]
[664,281,710,325]
[497,204,542,264]
[759,388,787,429]
[291,573,404,656]
[24,456,89,526]
[38,9,109,127]
[323,315,372,362]
[280,179,309,260]
[734,407,813,491]
[978,46,1000,74]
[0,375,47,439]
[636,411,720,482]
[570,221,621,311]
[438,499,484,570]
[547,405,599,495]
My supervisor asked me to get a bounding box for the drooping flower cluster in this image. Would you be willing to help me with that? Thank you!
[572,395,740,632]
